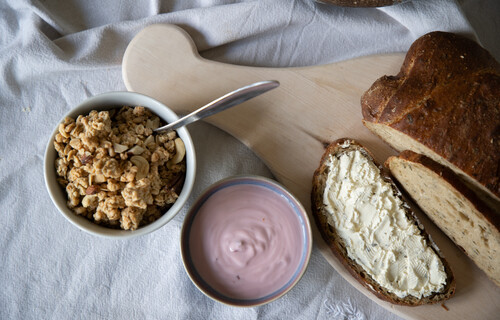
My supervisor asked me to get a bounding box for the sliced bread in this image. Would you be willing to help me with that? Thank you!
[311,138,455,305]
[386,150,500,287]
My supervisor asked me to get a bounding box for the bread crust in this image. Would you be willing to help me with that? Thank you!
[311,138,455,306]
[361,31,500,202]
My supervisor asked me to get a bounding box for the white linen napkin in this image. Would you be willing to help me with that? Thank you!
[1,0,497,319]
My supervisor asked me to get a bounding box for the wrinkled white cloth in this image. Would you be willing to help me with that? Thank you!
[1,0,498,319]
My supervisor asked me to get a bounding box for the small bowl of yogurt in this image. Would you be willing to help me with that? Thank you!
[180,175,312,307]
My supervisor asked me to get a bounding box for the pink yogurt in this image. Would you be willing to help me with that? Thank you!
[185,177,310,302]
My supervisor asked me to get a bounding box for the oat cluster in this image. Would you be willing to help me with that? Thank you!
[54,106,186,230]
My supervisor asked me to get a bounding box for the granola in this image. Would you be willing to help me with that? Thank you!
[54,106,186,230]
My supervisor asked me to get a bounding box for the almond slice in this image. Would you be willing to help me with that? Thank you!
[94,174,106,183]
[128,145,145,155]
[113,142,128,153]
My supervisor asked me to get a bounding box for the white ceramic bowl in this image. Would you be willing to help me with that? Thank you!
[180,175,312,307]
[44,92,196,238]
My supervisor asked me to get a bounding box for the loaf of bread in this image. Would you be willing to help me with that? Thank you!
[311,138,455,305]
[386,151,500,287]
[361,31,500,206]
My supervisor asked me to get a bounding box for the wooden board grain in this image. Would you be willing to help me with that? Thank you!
[122,24,500,319]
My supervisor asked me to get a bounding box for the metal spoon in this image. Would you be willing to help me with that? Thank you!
[154,80,279,132]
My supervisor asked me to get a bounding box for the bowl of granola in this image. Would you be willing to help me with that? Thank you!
[44,92,196,238]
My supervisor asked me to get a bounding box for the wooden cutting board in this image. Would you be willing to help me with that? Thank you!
[122,24,499,319]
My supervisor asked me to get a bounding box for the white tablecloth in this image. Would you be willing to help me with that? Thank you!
[1,0,498,319]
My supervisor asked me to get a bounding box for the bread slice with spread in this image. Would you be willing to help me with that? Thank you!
[311,138,455,305]
[386,151,500,287]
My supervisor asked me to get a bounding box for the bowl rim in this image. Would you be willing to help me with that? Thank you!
[180,174,313,307]
[44,91,196,239]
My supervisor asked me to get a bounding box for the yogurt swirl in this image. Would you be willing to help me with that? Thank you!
[188,183,304,300]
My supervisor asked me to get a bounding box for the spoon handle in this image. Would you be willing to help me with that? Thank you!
[155,80,279,132]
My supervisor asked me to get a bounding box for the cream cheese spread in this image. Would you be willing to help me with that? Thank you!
[323,145,447,298]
